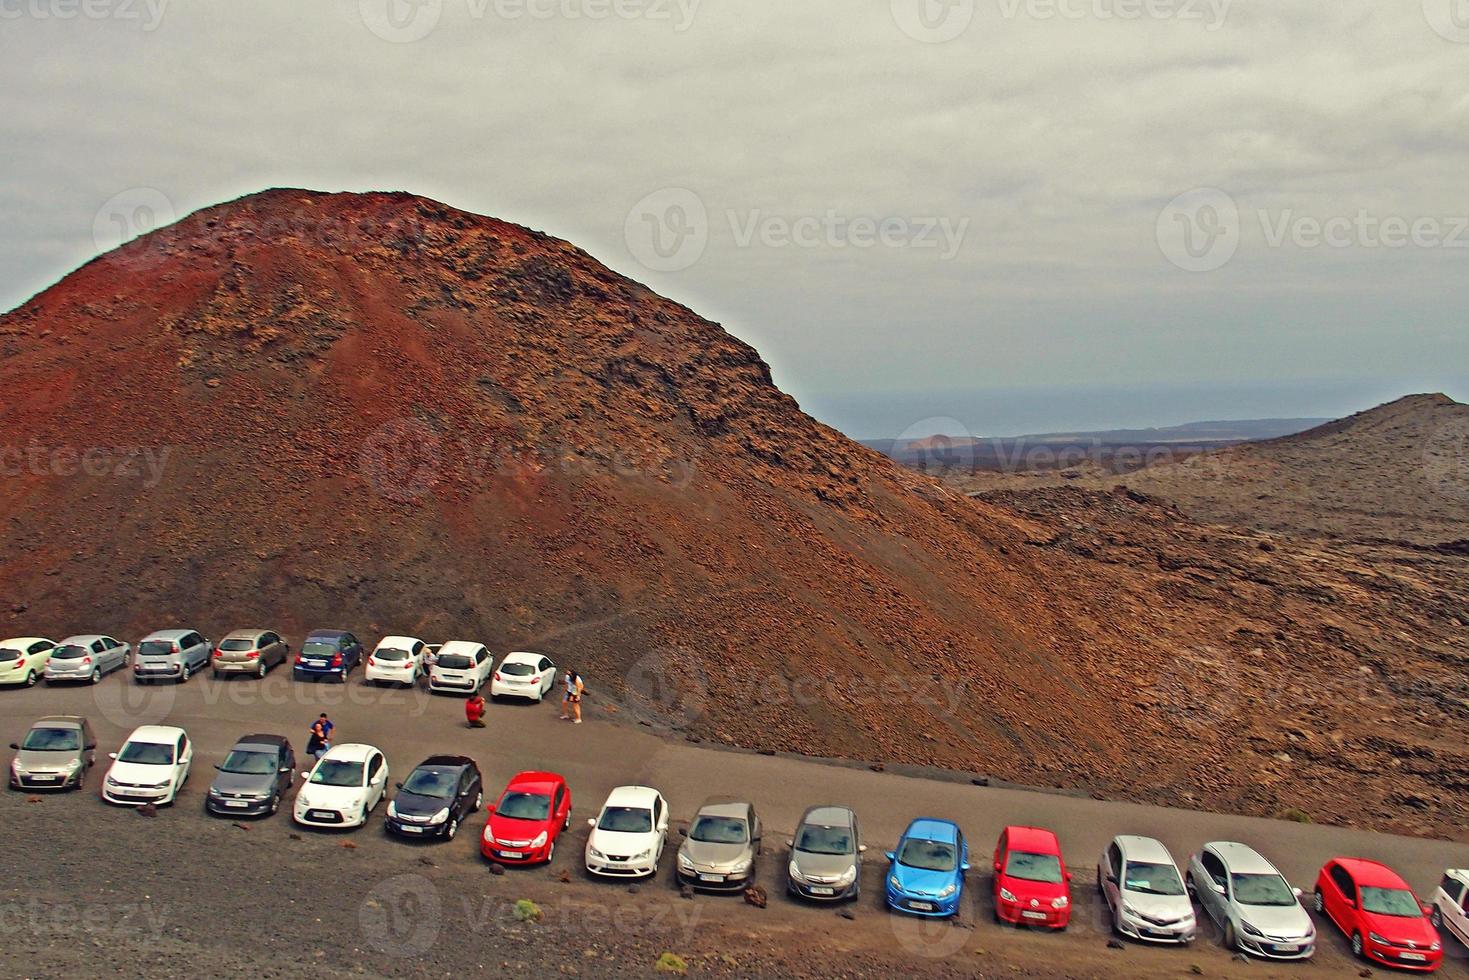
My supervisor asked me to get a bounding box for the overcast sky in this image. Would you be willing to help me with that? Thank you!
[2,0,1466,436]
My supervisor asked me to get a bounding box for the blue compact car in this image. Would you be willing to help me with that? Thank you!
[885,818,969,917]
[292,629,363,682]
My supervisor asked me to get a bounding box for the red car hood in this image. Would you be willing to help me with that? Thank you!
[488,814,549,839]
[999,874,1069,903]
[1362,909,1437,946]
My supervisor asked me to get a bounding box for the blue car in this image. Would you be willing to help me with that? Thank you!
[885,818,969,917]
[292,629,363,682]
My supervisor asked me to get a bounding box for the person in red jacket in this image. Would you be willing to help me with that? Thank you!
[465,691,487,728]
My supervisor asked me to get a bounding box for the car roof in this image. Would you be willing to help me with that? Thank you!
[56,634,109,645]
[905,818,960,843]
[1115,835,1174,864]
[437,641,485,656]
[1333,857,1411,889]
[417,754,475,770]
[800,805,855,828]
[695,798,752,819]
[1004,825,1061,852]
[506,770,564,793]
[501,651,545,664]
[376,635,422,647]
[305,629,350,639]
[128,725,186,741]
[222,629,273,640]
[320,743,379,762]
[604,785,660,808]
[1207,842,1278,874]
[0,636,52,646]
[234,733,287,748]
[140,629,197,641]
[32,715,87,728]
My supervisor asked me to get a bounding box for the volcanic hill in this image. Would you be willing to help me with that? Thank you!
[2,189,1466,837]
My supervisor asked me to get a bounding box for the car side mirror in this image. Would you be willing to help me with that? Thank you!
[213,763,223,770]
[1422,903,1433,916]
[1106,873,1118,885]
[961,862,971,872]
[858,844,867,853]
[108,752,118,760]
[1344,897,1356,909]
[785,839,795,848]
[885,851,896,862]
[485,805,495,814]
[395,782,403,790]
[753,833,761,843]
[1064,871,1072,882]
[678,827,687,837]
[7,743,16,750]
[993,861,1002,873]
[85,742,97,750]
[586,818,596,828]
[279,766,291,773]
[1292,886,1303,899]
[299,771,309,779]
[1211,882,1226,895]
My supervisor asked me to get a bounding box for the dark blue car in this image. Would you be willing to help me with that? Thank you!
[885,817,969,917]
[292,629,363,682]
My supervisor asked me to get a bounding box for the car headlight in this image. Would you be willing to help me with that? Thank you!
[999,887,1017,902]
[531,831,548,849]
[1122,903,1139,918]
[1369,932,1388,945]
[1052,896,1069,909]
[589,847,606,860]
[889,875,902,890]
[1431,941,1442,951]
[387,800,399,818]
[938,883,957,898]
[788,861,807,883]
[10,760,23,774]
[1241,921,1265,938]
[678,853,695,870]
[428,807,450,825]
[731,858,753,875]
[835,865,857,886]
[632,849,652,861]
[62,759,81,772]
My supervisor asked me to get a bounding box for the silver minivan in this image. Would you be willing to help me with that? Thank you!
[133,628,212,684]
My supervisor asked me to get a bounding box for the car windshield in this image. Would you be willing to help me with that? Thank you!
[0,649,21,662]
[691,815,748,844]
[139,640,176,657]
[403,769,457,798]
[220,638,254,651]
[1231,873,1298,906]
[598,805,652,833]
[500,662,534,676]
[23,727,81,751]
[221,749,277,775]
[437,655,473,670]
[898,838,958,872]
[1124,860,1186,896]
[53,644,90,659]
[1361,886,1423,917]
[311,760,364,786]
[795,824,853,855]
[302,641,338,657]
[118,741,174,765]
[1006,850,1063,883]
[497,792,551,820]
[376,648,409,662]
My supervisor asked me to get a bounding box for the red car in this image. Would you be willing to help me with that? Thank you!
[480,771,572,865]
[1314,858,1442,971]
[993,825,1072,929]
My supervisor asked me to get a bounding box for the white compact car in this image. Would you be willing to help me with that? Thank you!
[293,743,390,829]
[1186,842,1314,960]
[102,725,193,806]
[585,785,669,879]
[1430,869,1469,948]
[1098,835,1196,944]
[428,641,492,694]
[0,637,57,687]
[364,636,427,688]
[490,651,557,702]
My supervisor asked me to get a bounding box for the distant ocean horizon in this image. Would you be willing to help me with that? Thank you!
[797,377,1469,442]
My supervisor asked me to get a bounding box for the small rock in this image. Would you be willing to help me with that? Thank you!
[1107,938,1125,949]
[557,870,571,884]
[488,863,505,876]
[679,884,694,900]
[136,803,158,818]
[1189,967,1203,976]
[838,909,855,920]
[340,841,358,849]
[627,885,640,895]
[418,856,436,867]
[869,763,884,773]
[231,822,250,831]
[743,885,767,909]
[288,833,302,841]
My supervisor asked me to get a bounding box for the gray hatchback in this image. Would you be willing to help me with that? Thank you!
[8,716,97,791]
[786,804,865,901]
[212,629,289,679]
[206,734,297,817]
[133,628,212,684]
[675,798,762,892]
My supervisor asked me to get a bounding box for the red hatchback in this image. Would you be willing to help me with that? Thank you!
[1314,858,1442,971]
[481,771,572,865]
[993,826,1073,929]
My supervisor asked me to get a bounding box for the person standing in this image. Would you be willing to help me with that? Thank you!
[306,718,326,761]
[559,668,584,724]
[465,691,487,729]
[311,713,334,760]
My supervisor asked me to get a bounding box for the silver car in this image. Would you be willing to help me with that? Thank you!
[1186,842,1315,960]
[675,798,761,892]
[8,716,97,791]
[211,629,289,678]
[44,635,131,685]
[1098,835,1196,943]
[786,804,865,901]
[133,628,212,684]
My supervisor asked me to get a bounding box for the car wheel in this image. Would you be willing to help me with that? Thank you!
[25,670,38,687]
[1313,889,1324,913]
[212,669,221,679]
[1184,872,1196,897]
[257,660,267,679]
[446,817,459,841]
[90,668,101,685]
[269,793,280,815]
[1222,921,1237,951]
[179,663,190,683]
[338,671,348,685]
[563,810,571,830]
[1351,932,1364,958]
[1431,907,1442,928]
[546,840,555,864]
[473,791,483,812]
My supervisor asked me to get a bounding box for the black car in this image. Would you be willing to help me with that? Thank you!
[293,629,363,683]
[205,734,297,817]
[385,755,483,841]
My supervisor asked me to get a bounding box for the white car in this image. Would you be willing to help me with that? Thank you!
[585,785,669,879]
[1098,835,1196,944]
[1186,842,1314,960]
[490,651,557,702]
[1430,869,1469,948]
[364,636,427,688]
[0,637,57,687]
[293,743,390,829]
[428,641,492,694]
[101,725,193,806]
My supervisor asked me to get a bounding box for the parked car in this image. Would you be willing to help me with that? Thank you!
[132,629,212,684]
[206,734,297,818]
[293,629,363,683]
[102,725,193,806]
[0,637,57,688]
[481,770,573,865]
[1098,835,1195,943]
[1429,869,1469,950]
[585,785,668,879]
[1186,841,1315,960]
[428,641,493,695]
[1314,857,1441,970]
[385,755,483,841]
[676,798,761,892]
[993,825,1072,929]
[44,635,130,685]
[212,629,289,679]
[786,804,865,902]
[886,818,968,917]
[293,743,390,829]
[364,636,428,688]
[490,651,557,702]
[8,715,96,791]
